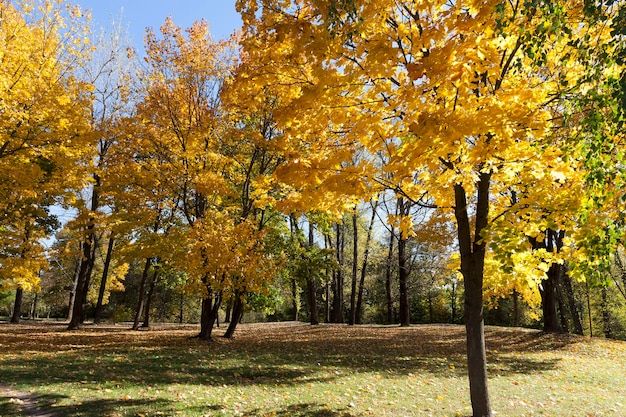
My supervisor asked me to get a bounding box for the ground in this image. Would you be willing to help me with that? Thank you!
[0,321,625,416]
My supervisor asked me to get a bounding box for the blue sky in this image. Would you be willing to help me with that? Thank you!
[76,1,241,47]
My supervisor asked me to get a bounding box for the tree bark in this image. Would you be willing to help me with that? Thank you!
[398,197,410,327]
[601,286,612,339]
[349,211,358,325]
[68,173,101,330]
[94,234,115,324]
[66,251,81,322]
[333,223,345,323]
[132,258,152,330]
[68,231,97,330]
[10,288,23,324]
[30,291,38,319]
[356,200,377,324]
[290,277,298,321]
[178,292,184,324]
[142,267,159,328]
[224,299,233,323]
[512,289,519,327]
[224,293,244,338]
[454,173,492,417]
[198,287,222,340]
[307,222,319,325]
[385,226,395,324]
[561,271,584,335]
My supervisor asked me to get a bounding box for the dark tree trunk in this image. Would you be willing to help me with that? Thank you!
[601,286,612,339]
[142,267,159,328]
[385,226,395,324]
[68,232,97,330]
[531,229,563,334]
[349,211,358,325]
[454,173,492,417]
[397,198,410,327]
[132,258,152,330]
[306,277,319,325]
[585,279,593,337]
[512,289,519,327]
[324,234,332,323]
[450,279,458,323]
[562,271,584,335]
[224,299,233,323]
[198,288,222,340]
[30,291,38,319]
[11,288,23,324]
[540,268,562,333]
[555,274,569,333]
[178,292,184,324]
[68,173,101,330]
[67,252,81,322]
[356,200,378,324]
[94,234,115,324]
[333,223,345,323]
[224,294,244,338]
[290,278,298,321]
[307,222,319,325]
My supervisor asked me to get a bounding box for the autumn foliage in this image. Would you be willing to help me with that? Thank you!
[1,1,625,416]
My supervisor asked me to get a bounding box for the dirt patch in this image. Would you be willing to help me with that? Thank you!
[0,385,55,417]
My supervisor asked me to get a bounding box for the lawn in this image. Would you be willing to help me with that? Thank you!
[0,321,624,416]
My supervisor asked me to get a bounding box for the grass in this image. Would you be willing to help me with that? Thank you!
[0,321,625,416]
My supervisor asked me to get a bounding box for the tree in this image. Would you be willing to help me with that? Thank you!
[0,0,92,306]
[235,1,618,414]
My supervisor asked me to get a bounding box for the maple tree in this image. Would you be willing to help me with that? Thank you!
[0,0,92,318]
[66,13,139,330]
[133,18,284,340]
[235,0,622,415]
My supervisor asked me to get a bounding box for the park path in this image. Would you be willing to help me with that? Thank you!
[0,385,55,417]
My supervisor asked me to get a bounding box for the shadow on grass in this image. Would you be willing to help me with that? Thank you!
[193,403,356,417]
[1,322,571,380]
[0,398,21,417]
[0,322,571,398]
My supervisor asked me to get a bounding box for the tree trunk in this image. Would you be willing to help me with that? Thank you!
[356,200,377,324]
[307,222,319,325]
[142,267,159,328]
[451,279,458,323]
[454,174,492,417]
[224,299,232,323]
[94,234,115,324]
[512,289,519,327]
[11,288,23,324]
[68,173,101,330]
[601,286,612,339]
[531,230,563,334]
[324,234,332,323]
[30,291,38,319]
[291,278,298,321]
[398,197,411,327]
[224,293,244,338]
[198,288,222,340]
[333,223,345,323]
[178,292,184,324]
[132,258,152,330]
[68,232,97,330]
[349,211,358,325]
[585,279,593,337]
[555,273,570,333]
[562,271,584,335]
[67,252,81,322]
[540,266,563,333]
[385,226,395,324]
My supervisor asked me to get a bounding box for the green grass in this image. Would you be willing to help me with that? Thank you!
[0,321,625,416]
